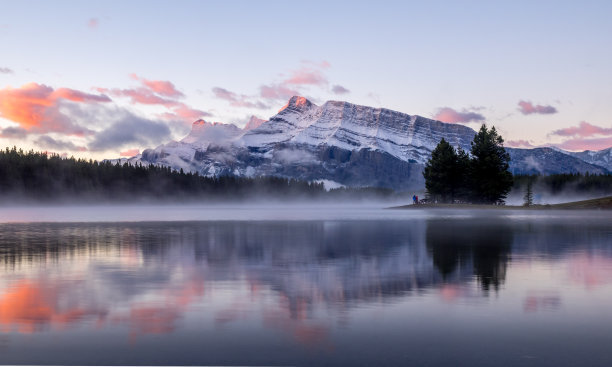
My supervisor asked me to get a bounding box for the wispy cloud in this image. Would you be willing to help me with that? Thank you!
[549,121,612,151]
[554,136,612,152]
[259,84,301,101]
[518,100,557,115]
[505,139,536,148]
[550,121,612,137]
[130,74,184,98]
[89,113,172,151]
[283,66,328,86]
[35,136,87,152]
[88,18,99,29]
[99,74,210,121]
[0,127,28,140]
[212,87,268,109]
[331,85,350,95]
[0,67,13,74]
[433,107,485,124]
[0,83,109,135]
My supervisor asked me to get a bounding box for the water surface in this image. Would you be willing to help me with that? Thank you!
[0,207,610,366]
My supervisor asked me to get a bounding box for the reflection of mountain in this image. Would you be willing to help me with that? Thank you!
[426,219,513,292]
[0,217,611,337]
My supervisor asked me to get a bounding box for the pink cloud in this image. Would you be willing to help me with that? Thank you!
[505,139,535,148]
[518,100,557,115]
[212,87,268,109]
[130,74,184,98]
[331,85,350,95]
[0,83,106,135]
[107,87,177,106]
[54,88,111,103]
[284,67,328,86]
[550,121,612,138]
[433,107,485,123]
[260,84,300,101]
[554,136,612,152]
[170,103,211,121]
[120,149,139,157]
[88,18,99,29]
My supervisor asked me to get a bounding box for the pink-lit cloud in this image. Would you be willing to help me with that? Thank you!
[332,85,350,95]
[260,83,301,101]
[433,107,485,123]
[554,136,612,152]
[284,66,328,86]
[212,87,268,109]
[0,83,108,135]
[103,87,177,106]
[549,121,612,151]
[120,149,140,157]
[100,75,209,123]
[130,74,185,98]
[505,139,536,148]
[518,100,557,115]
[168,103,212,120]
[550,121,612,138]
[87,18,99,29]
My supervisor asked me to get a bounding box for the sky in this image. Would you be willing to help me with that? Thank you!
[0,0,611,159]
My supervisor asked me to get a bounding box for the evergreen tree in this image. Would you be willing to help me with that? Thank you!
[469,125,513,204]
[423,138,461,203]
[455,147,472,202]
[523,180,534,206]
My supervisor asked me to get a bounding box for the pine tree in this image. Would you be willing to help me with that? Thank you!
[423,138,461,203]
[469,125,513,204]
[523,180,534,207]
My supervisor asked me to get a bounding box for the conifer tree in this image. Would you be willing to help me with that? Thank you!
[423,138,461,203]
[469,125,513,204]
[523,180,534,206]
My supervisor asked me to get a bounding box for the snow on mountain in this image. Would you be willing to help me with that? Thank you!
[117,96,610,190]
[243,115,267,130]
[506,147,608,175]
[564,147,612,172]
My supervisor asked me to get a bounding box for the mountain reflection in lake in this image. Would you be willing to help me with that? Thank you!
[0,211,611,366]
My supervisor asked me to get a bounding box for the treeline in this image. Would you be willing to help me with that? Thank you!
[513,173,612,195]
[0,147,327,202]
[423,125,513,204]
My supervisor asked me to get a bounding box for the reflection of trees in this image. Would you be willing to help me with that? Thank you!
[426,219,513,292]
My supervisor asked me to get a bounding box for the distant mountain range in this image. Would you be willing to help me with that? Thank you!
[115,96,610,191]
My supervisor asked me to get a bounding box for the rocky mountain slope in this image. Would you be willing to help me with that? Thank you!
[118,96,610,190]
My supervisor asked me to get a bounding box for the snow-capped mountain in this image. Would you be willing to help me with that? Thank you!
[119,96,610,190]
[564,147,612,172]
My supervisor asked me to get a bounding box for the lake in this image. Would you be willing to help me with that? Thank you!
[0,206,611,366]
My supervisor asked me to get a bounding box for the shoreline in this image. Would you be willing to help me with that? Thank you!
[388,196,612,210]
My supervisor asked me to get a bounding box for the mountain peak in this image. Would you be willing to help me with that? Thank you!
[244,115,267,130]
[278,96,314,113]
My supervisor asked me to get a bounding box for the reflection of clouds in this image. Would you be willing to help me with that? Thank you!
[567,253,612,288]
[523,291,561,313]
[0,280,107,333]
[0,219,611,344]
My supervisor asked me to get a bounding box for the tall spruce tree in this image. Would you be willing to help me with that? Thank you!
[469,125,513,204]
[423,138,461,203]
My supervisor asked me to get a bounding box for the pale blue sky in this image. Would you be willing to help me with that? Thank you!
[1,0,611,157]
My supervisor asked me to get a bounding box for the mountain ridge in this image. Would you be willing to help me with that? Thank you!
[116,96,610,190]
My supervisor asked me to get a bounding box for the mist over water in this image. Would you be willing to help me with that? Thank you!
[0,208,610,366]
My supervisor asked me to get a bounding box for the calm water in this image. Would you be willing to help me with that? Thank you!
[0,207,611,366]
